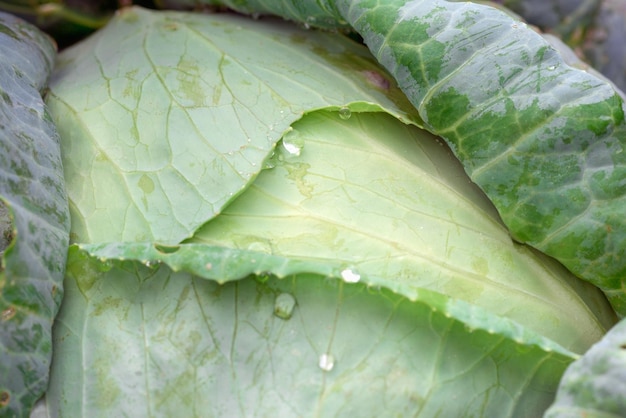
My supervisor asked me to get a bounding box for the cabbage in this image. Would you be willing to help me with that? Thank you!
[1,1,625,417]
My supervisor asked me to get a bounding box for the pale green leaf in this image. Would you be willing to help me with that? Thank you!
[82,111,617,355]
[189,110,617,354]
[46,6,419,244]
[44,246,576,417]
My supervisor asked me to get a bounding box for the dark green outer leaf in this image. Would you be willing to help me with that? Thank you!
[0,11,69,418]
[544,317,626,417]
[334,0,626,314]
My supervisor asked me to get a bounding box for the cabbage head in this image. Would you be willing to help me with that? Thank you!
[2,1,626,417]
[36,7,619,417]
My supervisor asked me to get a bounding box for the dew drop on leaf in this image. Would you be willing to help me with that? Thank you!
[282,128,304,156]
[143,260,160,268]
[338,107,352,120]
[318,353,335,371]
[341,268,360,283]
[274,292,296,320]
[262,151,278,169]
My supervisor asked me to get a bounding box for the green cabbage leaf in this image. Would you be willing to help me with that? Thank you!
[544,317,626,418]
[45,245,577,417]
[0,11,69,417]
[45,7,418,244]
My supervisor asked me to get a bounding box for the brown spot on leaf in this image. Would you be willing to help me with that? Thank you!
[0,391,10,407]
[1,306,15,321]
[362,70,391,90]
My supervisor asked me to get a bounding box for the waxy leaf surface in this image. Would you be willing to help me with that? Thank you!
[0,11,69,418]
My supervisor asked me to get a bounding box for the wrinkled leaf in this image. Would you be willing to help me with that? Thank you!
[45,7,419,244]
[544,318,626,418]
[0,11,69,418]
[45,246,576,417]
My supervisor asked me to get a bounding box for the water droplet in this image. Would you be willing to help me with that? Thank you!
[318,353,335,371]
[144,260,160,268]
[547,65,557,71]
[303,16,315,30]
[338,107,352,120]
[263,151,278,169]
[282,129,304,156]
[511,23,518,29]
[340,268,360,283]
[274,293,296,320]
